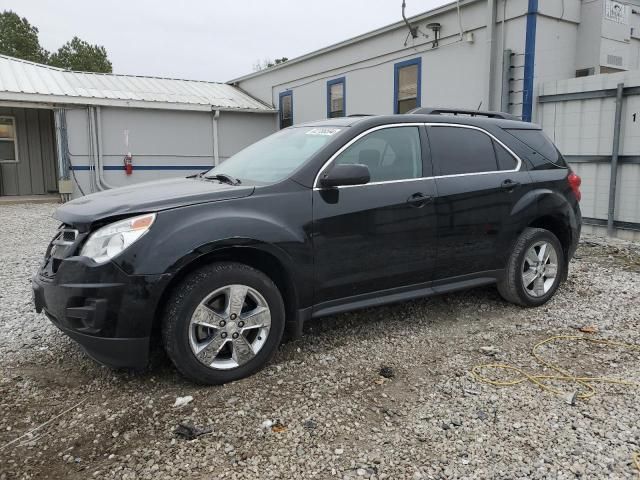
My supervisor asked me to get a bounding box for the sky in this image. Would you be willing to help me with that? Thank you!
[0,0,449,82]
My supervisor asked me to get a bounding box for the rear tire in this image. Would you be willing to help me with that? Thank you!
[161,262,285,385]
[497,228,565,307]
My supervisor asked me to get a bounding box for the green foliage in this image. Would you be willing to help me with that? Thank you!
[253,57,289,72]
[49,37,112,73]
[0,11,112,73]
[0,11,48,63]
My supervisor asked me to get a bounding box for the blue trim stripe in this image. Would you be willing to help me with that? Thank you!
[70,165,210,171]
[522,0,538,122]
[393,57,422,114]
[326,76,346,118]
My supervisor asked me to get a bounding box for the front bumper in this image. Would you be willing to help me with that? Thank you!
[32,256,170,369]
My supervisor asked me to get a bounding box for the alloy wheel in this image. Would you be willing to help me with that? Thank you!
[521,241,558,298]
[188,284,271,370]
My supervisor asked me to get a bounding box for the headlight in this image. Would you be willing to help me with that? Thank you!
[80,213,156,264]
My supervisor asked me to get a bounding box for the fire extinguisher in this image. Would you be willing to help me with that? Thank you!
[123,152,133,175]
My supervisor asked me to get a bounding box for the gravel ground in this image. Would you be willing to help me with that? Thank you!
[1,203,639,480]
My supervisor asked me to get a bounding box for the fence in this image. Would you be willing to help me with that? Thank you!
[538,70,640,241]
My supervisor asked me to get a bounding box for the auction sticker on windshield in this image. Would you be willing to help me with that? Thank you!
[305,128,341,136]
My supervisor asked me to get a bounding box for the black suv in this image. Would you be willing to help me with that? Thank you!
[33,108,582,384]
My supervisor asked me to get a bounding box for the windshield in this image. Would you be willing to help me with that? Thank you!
[205,126,342,184]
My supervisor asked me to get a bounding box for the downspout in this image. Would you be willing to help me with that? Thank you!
[212,109,220,166]
[522,0,538,122]
[485,0,497,110]
[89,107,105,191]
[87,107,98,193]
[95,106,117,189]
[53,110,66,182]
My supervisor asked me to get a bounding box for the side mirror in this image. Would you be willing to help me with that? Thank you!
[319,164,370,188]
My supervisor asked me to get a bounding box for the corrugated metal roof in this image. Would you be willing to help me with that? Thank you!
[0,55,275,112]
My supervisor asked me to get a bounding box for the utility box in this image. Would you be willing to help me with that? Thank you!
[58,179,73,194]
[576,0,640,75]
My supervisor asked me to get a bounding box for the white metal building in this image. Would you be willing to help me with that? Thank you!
[0,54,276,198]
[229,0,640,237]
[1,1,639,237]
[231,0,640,124]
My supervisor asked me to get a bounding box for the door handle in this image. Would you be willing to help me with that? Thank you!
[500,179,521,191]
[407,192,433,208]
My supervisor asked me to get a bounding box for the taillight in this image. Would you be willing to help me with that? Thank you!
[568,172,581,202]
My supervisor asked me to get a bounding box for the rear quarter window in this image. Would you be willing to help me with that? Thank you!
[505,129,567,169]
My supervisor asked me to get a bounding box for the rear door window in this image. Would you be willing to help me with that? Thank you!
[428,126,498,176]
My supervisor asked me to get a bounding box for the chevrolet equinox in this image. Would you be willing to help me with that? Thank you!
[33,108,582,384]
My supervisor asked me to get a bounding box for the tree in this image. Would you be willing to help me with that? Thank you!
[49,36,112,73]
[0,11,49,63]
[252,57,289,72]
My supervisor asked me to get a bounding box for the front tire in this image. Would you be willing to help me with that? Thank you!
[161,262,285,384]
[497,227,565,307]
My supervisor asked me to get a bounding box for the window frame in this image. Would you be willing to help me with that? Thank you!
[393,58,422,114]
[331,125,423,182]
[326,77,346,118]
[279,91,293,129]
[0,116,19,164]
[314,123,426,188]
[493,139,519,171]
[314,123,522,189]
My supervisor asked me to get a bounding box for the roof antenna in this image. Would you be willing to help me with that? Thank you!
[402,0,418,39]
[477,100,483,110]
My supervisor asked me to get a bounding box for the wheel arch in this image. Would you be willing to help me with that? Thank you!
[152,243,301,340]
[527,215,572,257]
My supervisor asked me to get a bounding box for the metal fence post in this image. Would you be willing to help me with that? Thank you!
[607,83,624,236]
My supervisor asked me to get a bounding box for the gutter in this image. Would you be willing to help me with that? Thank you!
[0,92,276,114]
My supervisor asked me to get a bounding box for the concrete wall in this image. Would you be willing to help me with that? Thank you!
[539,70,640,240]
[66,106,276,196]
[0,106,57,196]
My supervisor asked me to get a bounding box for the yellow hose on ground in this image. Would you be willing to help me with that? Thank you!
[471,335,640,477]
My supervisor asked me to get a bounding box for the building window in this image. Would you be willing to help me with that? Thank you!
[0,116,18,163]
[394,58,421,114]
[279,91,293,129]
[327,77,346,118]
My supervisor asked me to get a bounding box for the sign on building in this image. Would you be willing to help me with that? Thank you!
[604,0,629,24]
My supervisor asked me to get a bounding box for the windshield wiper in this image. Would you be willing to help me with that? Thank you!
[186,170,209,179]
[203,173,241,185]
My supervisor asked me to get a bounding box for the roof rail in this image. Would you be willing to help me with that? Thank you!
[407,107,520,121]
[347,114,375,117]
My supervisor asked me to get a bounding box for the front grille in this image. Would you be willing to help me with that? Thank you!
[53,226,79,247]
[42,225,82,276]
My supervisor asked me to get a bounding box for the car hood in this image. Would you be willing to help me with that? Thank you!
[55,177,255,227]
